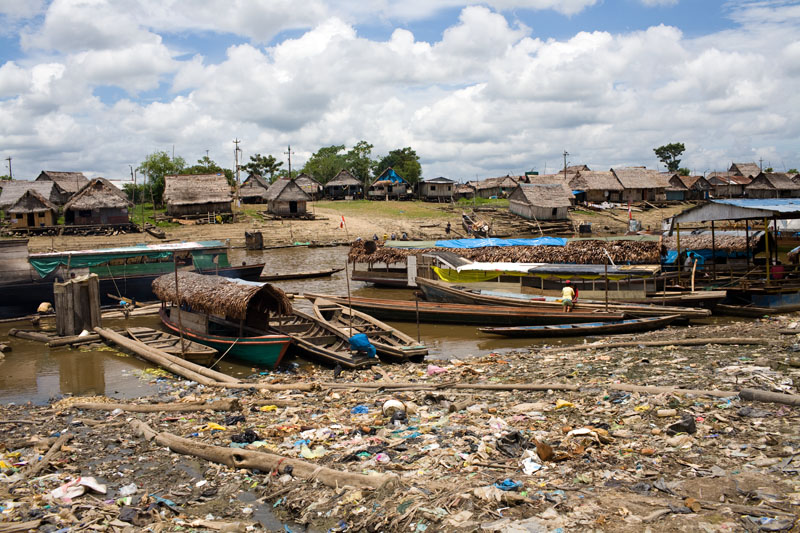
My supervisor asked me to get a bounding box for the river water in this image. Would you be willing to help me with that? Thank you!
[0,244,594,404]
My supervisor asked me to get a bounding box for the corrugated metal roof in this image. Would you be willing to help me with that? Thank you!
[671,199,800,224]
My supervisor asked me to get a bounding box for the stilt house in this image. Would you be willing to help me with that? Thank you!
[239,174,271,204]
[266,178,311,217]
[164,174,232,217]
[5,189,58,228]
[64,178,132,225]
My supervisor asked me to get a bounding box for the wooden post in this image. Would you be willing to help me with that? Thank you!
[764,217,770,285]
[604,259,609,312]
[711,220,717,280]
[173,254,186,354]
[676,223,681,285]
[54,274,101,336]
[745,221,751,274]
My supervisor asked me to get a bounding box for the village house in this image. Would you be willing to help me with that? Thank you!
[35,171,89,197]
[265,178,311,217]
[665,174,711,201]
[63,178,132,225]
[568,170,624,203]
[294,173,323,200]
[453,183,477,200]
[368,168,413,200]
[418,177,455,202]
[729,162,761,179]
[471,176,519,199]
[706,172,751,198]
[508,183,572,221]
[164,174,232,217]
[239,174,271,204]
[611,167,668,202]
[745,172,800,199]
[324,170,362,200]
[523,174,575,205]
[0,180,69,209]
[5,189,58,229]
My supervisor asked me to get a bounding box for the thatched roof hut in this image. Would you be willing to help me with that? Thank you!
[729,162,761,178]
[152,272,291,320]
[325,170,362,199]
[745,172,800,198]
[0,180,67,209]
[611,167,669,202]
[64,178,132,225]
[294,173,322,199]
[5,189,58,228]
[35,171,89,195]
[266,178,311,216]
[239,174,271,203]
[164,174,232,216]
[509,183,572,221]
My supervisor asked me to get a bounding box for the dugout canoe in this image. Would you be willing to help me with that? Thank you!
[479,315,679,338]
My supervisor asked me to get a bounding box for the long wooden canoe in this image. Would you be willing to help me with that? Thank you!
[415,277,711,319]
[309,296,428,361]
[259,267,344,281]
[479,315,679,338]
[302,293,625,325]
[127,326,217,366]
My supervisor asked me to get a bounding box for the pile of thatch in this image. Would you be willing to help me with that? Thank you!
[348,239,661,265]
[662,232,762,253]
[152,272,291,320]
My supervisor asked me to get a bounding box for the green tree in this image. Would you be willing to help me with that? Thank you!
[344,140,375,190]
[137,151,186,206]
[373,147,422,184]
[678,167,691,176]
[182,155,234,186]
[0,174,11,181]
[653,142,685,172]
[765,167,774,173]
[241,154,283,182]
[301,145,346,184]
[788,168,798,174]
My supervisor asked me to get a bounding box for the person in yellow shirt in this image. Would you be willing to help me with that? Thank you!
[561,280,575,312]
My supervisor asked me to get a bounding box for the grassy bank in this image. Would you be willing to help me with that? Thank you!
[311,198,509,220]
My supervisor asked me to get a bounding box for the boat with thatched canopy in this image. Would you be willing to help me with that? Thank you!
[152,272,292,367]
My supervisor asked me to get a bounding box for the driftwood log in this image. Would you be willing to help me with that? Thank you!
[21,433,72,480]
[70,399,241,413]
[739,388,800,406]
[94,327,238,385]
[46,333,102,347]
[8,329,53,343]
[0,343,11,353]
[129,419,397,491]
[548,337,769,352]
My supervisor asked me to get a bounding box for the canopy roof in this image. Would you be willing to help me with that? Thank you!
[670,199,800,225]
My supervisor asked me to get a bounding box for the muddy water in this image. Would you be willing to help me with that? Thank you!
[0,244,607,405]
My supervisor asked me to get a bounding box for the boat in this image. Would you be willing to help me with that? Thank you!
[303,293,625,326]
[265,309,376,369]
[479,315,679,338]
[152,272,292,368]
[0,240,265,319]
[144,225,166,239]
[126,326,217,365]
[462,212,490,237]
[259,267,344,281]
[308,296,428,361]
[415,277,711,319]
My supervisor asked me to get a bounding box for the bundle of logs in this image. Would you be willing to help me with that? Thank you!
[348,239,661,265]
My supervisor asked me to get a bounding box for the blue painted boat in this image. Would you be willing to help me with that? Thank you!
[478,315,679,338]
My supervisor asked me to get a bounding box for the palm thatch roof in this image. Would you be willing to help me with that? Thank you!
[266,178,311,202]
[746,172,799,191]
[327,170,361,187]
[565,164,590,172]
[509,183,572,208]
[473,176,519,190]
[7,189,57,214]
[523,175,574,198]
[164,174,232,206]
[239,174,271,201]
[36,171,89,194]
[455,183,476,193]
[0,180,61,209]
[152,272,291,320]
[570,170,623,192]
[729,162,761,177]
[294,173,322,195]
[611,167,669,189]
[65,178,132,210]
[707,172,751,186]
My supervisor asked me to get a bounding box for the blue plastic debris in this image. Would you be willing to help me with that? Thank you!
[351,405,369,414]
[493,479,522,491]
[349,333,376,358]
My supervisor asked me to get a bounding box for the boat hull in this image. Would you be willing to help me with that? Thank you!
[479,315,679,338]
[160,309,291,368]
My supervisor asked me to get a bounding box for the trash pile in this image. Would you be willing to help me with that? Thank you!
[1,317,799,532]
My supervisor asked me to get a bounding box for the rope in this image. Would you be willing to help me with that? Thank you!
[107,263,124,301]
[209,337,239,369]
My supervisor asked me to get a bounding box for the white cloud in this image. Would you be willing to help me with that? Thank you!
[639,0,678,6]
[0,0,45,19]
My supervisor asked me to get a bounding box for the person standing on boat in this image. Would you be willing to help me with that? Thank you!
[561,280,575,313]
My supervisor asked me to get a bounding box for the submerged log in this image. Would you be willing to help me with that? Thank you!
[129,419,397,491]
[8,329,53,343]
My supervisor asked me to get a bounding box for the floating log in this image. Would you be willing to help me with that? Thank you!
[70,399,241,413]
[129,419,397,491]
[8,329,53,343]
[0,343,10,353]
[46,333,102,347]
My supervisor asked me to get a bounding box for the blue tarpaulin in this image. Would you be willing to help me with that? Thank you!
[379,169,406,183]
[434,237,567,249]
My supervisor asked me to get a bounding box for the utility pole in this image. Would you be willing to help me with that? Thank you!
[759,157,763,172]
[233,139,241,210]
[5,157,11,179]
[285,145,294,179]
[563,150,569,181]
[205,149,209,160]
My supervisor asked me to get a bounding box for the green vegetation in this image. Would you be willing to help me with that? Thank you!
[129,203,178,227]
[313,199,455,219]
[241,154,283,181]
[455,197,509,207]
[654,142,685,172]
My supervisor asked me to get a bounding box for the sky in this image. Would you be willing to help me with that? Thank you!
[1,0,799,183]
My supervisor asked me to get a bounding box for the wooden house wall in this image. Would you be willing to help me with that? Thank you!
[666,190,686,201]
[66,207,130,225]
[166,202,232,216]
[325,184,361,199]
[509,200,568,221]
[712,184,744,198]
[7,210,56,228]
[585,190,622,203]
[368,185,411,199]
[620,188,665,202]
[419,182,453,200]
[268,199,307,216]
